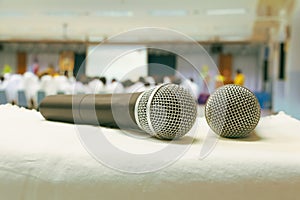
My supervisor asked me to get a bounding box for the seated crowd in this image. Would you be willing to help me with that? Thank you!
[0,72,199,109]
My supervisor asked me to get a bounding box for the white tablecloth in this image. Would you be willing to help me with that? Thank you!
[0,104,300,200]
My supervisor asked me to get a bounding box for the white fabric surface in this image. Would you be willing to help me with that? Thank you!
[0,104,300,200]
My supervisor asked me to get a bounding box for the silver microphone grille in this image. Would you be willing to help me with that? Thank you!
[135,84,197,140]
[205,84,261,138]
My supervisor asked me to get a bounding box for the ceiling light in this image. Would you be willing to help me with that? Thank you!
[88,36,105,42]
[93,11,133,17]
[0,11,26,17]
[206,8,246,15]
[221,35,249,41]
[44,11,80,17]
[150,10,188,16]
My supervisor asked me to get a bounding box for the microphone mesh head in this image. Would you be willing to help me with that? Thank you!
[205,84,260,138]
[136,84,197,140]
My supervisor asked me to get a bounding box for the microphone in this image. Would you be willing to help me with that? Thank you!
[40,84,197,140]
[205,84,261,138]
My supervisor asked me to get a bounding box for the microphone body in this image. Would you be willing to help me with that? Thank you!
[40,84,197,139]
[39,92,141,129]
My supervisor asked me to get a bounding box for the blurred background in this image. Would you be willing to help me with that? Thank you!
[0,0,299,119]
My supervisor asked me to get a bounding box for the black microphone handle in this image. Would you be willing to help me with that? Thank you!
[39,92,142,129]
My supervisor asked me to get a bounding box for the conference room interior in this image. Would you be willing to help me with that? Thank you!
[1,0,299,120]
[1,0,300,199]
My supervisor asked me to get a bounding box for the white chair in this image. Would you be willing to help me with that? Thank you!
[0,90,7,104]
[106,81,124,94]
[23,72,40,105]
[54,75,72,94]
[17,90,28,108]
[145,76,156,86]
[71,81,86,94]
[40,75,57,96]
[37,90,46,108]
[5,74,23,103]
[88,79,104,94]
[125,82,145,93]
[163,76,171,84]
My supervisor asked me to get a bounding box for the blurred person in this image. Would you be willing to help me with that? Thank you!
[68,76,76,85]
[39,74,57,96]
[21,72,40,107]
[88,77,104,94]
[190,78,199,99]
[53,75,72,94]
[214,69,233,89]
[126,78,145,93]
[3,73,11,80]
[234,69,245,86]
[200,65,211,91]
[173,77,182,85]
[198,65,211,104]
[2,64,12,74]
[52,69,60,77]
[45,63,56,76]
[63,70,69,77]
[121,79,134,88]
[163,76,171,84]
[33,63,39,75]
[0,76,4,84]
[99,76,107,85]
[138,76,146,84]
[3,74,24,103]
[1,73,10,90]
[144,82,155,91]
[181,78,199,100]
[223,69,234,85]
[200,65,211,88]
[78,74,88,84]
[106,78,124,94]
[214,73,224,89]
[144,82,151,90]
[99,77,107,85]
[71,81,88,94]
[99,76,108,93]
[145,76,156,86]
[0,76,5,91]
